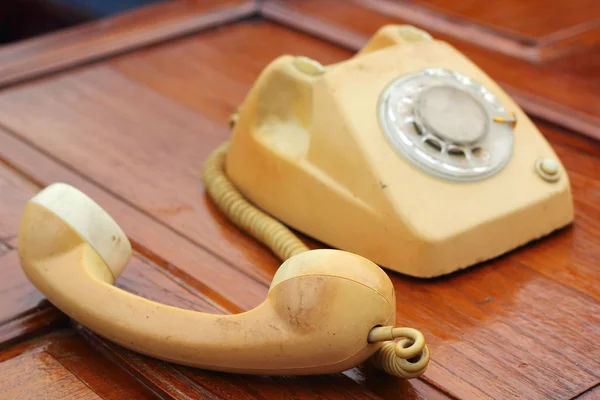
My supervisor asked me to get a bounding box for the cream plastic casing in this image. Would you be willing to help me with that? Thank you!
[226,25,574,278]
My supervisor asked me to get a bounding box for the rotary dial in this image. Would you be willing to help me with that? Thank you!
[378,68,515,182]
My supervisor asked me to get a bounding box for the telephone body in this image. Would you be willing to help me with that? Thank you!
[226,26,574,278]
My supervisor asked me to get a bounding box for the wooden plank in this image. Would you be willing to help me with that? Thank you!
[110,20,350,121]
[342,368,452,400]
[76,335,219,400]
[0,163,39,240]
[390,260,600,399]
[0,351,102,399]
[357,0,600,61]
[577,384,600,399]
[0,307,66,352]
[261,0,600,141]
[0,331,158,399]
[0,251,47,325]
[0,0,258,89]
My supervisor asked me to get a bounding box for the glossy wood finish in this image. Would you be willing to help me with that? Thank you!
[0,331,157,399]
[0,1,598,399]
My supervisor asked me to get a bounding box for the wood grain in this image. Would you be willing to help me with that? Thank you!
[357,0,600,61]
[261,0,600,141]
[0,0,258,89]
[0,351,102,399]
[576,385,600,399]
[0,9,597,400]
[0,162,39,240]
[0,251,47,325]
[0,306,66,351]
[0,331,158,399]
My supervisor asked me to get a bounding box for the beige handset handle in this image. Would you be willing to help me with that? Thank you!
[18,183,429,376]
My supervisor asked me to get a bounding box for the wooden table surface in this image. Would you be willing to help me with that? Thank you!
[0,1,598,399]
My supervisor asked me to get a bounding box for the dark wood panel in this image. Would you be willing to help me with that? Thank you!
[261,0,600,142]
[0,0,257,89]
[358,0,600,61]
[0,331,158,399]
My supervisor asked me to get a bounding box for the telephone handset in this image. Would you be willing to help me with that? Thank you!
[19,182,428,377]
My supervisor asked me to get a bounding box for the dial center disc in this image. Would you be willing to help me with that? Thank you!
[415,85,488,145]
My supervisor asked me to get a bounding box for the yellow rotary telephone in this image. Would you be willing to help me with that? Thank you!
[17,25,573,378]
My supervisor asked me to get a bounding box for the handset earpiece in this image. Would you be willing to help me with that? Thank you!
[18,183,428,376]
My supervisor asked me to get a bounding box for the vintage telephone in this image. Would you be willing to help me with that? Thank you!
[18,25,573,378]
